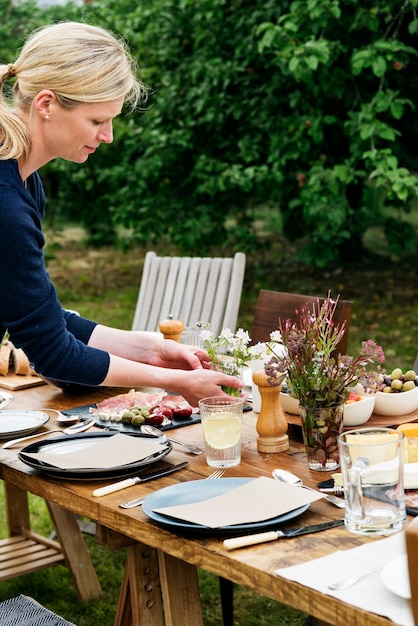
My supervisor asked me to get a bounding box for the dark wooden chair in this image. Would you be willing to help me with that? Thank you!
[250,289,352,355]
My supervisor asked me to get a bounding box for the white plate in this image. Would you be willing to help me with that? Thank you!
[380,554,411,599]
[0,410,49,439]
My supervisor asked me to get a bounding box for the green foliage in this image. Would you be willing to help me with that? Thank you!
[257,0,418,265]
[2,0,418,265]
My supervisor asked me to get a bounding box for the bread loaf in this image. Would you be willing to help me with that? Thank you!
[0,340,33,376]
[10,346,30,375]
[0,341,12,376]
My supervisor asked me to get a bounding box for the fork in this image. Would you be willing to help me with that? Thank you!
[207,469,225,479]
[119,468,225,508]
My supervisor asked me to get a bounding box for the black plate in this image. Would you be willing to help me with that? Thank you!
[142,478,310,537]
[18,431,172,480]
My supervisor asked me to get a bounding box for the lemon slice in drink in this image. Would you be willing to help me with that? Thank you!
[202,415,241,450]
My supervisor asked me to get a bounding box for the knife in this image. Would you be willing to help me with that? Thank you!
[223,519,345,550]
[92,461,188,497]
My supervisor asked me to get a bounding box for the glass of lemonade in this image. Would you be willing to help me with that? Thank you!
[198,396,244,467]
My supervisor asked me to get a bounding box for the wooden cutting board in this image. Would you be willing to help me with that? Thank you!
[0,374,46,390]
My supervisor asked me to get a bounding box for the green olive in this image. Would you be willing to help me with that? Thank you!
[390,368,403,380]
[131,415,146,427]
[391,379,403,391]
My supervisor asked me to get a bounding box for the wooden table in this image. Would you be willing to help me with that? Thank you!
[0,383,416,626]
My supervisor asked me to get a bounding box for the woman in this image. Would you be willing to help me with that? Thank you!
[0,21,241,406]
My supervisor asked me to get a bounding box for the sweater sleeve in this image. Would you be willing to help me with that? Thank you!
[0,165,110,386]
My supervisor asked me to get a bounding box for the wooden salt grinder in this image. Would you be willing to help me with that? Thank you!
[253,369,289,453]
[158,314,184,342]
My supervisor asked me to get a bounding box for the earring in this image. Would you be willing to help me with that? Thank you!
[45,115,49,120]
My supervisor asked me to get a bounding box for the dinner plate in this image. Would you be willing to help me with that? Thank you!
[18,431,172,480]
[142,477,310,536]
[0,410,49,439]
[380,554,411,599]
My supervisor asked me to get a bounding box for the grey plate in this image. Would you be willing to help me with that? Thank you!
[0,410,49,439]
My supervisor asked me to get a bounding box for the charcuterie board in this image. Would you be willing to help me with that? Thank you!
[0,374,46,391]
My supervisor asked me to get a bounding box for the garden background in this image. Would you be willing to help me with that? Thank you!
[1,0,418,623]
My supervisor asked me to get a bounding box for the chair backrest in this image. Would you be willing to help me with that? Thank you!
[132,251,246,337]
[406,519,418,625]
[250,290,352,355]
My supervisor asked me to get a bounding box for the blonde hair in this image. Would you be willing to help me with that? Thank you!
[0,21,148,160]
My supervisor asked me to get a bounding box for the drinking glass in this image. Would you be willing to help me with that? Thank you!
[338,427,406,535]
[198,396,244,467]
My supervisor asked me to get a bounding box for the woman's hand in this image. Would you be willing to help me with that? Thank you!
[171,368,245,407]
[145,340,210,370]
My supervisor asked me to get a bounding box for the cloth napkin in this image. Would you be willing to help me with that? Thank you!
[276,518,418,626]
[153,476,323,527]
[23,433,163,469]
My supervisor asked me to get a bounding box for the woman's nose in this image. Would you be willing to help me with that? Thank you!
[97,123,113,144]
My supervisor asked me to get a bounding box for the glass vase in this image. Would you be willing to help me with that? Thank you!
[210,356,243,397]
[299,403,344,471]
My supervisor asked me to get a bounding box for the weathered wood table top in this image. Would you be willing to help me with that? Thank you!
[0,383,416,626]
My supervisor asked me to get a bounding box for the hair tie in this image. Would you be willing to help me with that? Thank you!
[6,64,16,78]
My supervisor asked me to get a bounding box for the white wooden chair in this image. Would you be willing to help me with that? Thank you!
[132,251,246,336]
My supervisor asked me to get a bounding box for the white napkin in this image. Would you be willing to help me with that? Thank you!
[276,518,418,626]
[24,433,163,469]
[153,476,323,528]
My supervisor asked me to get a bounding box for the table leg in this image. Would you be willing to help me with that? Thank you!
[4,482,30,533]
[114,543,164,626]
[46,501,102,600]
[157,551,204,626]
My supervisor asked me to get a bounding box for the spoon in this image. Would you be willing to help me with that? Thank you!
[140,424,204,455]
[56,413,82,426]
[2,418,97,449]
[272,468,345,509]
[28,408,82,426]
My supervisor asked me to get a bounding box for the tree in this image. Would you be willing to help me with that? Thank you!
[3,0,418,266]
[256,0,418,265]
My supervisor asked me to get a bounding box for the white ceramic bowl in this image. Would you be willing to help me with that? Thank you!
[280,392,300,415]
[373,385,418,416]
[343,394,375,426]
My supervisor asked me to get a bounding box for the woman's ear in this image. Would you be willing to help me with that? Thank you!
[33,89,56,120]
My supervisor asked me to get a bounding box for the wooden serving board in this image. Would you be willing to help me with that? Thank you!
[0,374,46,390]
[284,407,418,429]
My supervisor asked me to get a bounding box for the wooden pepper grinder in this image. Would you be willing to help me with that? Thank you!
[253,368,289,453]
[158,314,184,342]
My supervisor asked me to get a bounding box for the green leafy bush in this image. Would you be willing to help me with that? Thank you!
[2,0,418,265]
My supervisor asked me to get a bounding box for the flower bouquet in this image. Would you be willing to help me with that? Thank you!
[198,323,266,396]
[264,293,385,470]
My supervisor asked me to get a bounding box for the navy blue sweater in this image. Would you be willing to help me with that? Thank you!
[0,160,110,385]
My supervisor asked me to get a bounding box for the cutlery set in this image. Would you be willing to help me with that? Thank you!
[223,519,345,550]
[93,461,189,497]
